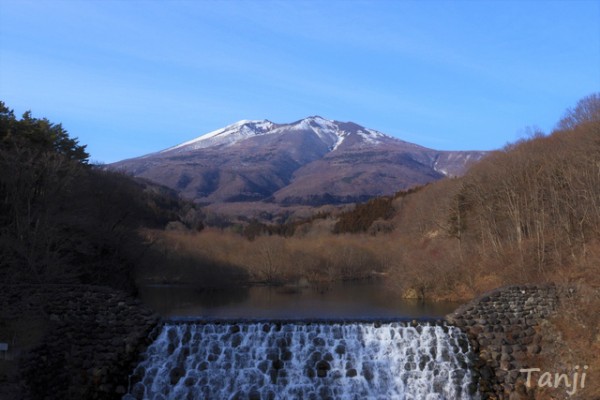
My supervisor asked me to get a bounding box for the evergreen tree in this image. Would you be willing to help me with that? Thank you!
[0,101,89,163]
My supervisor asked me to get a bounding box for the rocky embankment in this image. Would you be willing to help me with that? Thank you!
[447,284,561,400]
[0,285,159,400]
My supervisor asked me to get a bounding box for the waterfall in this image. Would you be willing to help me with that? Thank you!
[125,321,478,400]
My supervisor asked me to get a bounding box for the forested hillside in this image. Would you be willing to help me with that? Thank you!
[0,102,202,292]
[385,93,600,297]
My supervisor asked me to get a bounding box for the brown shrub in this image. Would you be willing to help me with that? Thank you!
[139,229,392,286]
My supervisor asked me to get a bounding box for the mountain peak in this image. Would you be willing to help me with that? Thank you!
[160,116,397,155]
[305,115,327,122]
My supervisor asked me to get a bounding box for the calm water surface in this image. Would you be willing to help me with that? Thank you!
[138,281,459,319]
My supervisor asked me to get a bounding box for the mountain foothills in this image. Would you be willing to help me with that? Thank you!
[110,117,486,207]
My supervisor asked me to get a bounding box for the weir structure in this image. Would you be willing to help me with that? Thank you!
[125,284,564,400]
[124,319,479,400]
[1,284,564,399]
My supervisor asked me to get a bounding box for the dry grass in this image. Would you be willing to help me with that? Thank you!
[532,284,600,399]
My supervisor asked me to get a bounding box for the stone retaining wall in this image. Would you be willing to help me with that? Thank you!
[447,284,561,400]
[0,285,159,400]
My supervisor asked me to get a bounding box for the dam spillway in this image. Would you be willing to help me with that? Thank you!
[125,320,478,400]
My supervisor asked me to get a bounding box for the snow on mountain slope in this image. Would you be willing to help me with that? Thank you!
[160,116,392,155]
[162,119,276,152]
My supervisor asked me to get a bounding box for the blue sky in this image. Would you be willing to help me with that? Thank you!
[1,0,598,163]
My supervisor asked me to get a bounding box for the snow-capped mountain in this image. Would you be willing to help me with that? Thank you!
[111,117,486,206]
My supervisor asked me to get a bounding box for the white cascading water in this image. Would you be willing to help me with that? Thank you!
[126,322,478,400]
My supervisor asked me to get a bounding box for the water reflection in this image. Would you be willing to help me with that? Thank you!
[139,281,458,319]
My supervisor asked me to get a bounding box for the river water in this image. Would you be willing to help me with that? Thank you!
[137,281,458,320]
